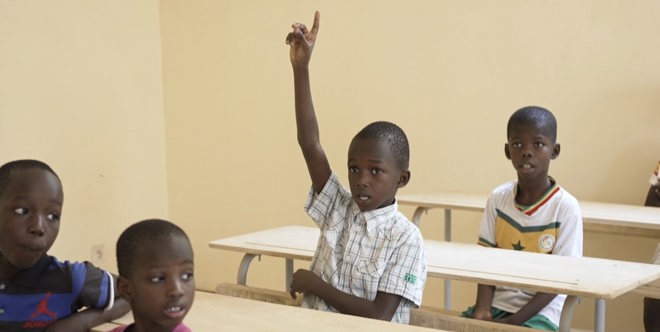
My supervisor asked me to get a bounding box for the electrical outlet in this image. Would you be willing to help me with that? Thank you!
[91,244,105,264]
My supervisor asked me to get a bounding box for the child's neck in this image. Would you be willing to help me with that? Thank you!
[516,176,553,206]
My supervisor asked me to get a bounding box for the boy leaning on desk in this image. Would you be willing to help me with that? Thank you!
[462,107,583,331]
[285,11,427,324]
[644,161,660,332]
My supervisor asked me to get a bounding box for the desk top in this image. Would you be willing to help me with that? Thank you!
[210,226,660,300]
[397,193,660,236]
[105,291,442,332]
[425,240,660,299]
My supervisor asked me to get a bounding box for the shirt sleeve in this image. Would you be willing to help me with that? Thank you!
[553,193,583,257]
[377,226,427,307]
[478,194,498,247]
[304,172,352,229]
[71,262,114,310]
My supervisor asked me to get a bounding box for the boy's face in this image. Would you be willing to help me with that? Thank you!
[0,169,62,278]
[504,122,560,182]
[347,138,410,212]
[119,235,195,331]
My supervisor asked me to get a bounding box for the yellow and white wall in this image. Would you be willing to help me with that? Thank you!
[1,1,658,330]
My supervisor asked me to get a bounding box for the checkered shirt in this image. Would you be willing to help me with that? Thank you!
[302,173,427,324]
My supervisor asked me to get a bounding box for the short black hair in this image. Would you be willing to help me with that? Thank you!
[116,219,190,278]
[507,106,558,143]
[0,159,60,198]
[351,121,410,170]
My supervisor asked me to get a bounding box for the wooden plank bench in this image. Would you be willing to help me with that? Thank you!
[215,282,302,307]
[410,307,542,332]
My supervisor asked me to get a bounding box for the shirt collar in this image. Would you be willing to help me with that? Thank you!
[352,199,400,233]
[11,255,53,287]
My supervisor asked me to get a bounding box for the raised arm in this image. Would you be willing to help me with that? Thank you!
[286,11,331,193]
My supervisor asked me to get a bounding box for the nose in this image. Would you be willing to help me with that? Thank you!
[167,278,184,298]
[27,215,46,237]
[356,171,370,187]
[522,144,533,157]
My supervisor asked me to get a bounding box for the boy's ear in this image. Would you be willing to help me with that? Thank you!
[551,143,561,159]
[117,276,132,302]
[504,143,511,160]
[397,170,411,188]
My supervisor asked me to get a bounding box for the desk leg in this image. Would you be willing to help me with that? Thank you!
[286,258,293,291]
[411,207,429,227]
[237,254,259,285]
[444,209,452,309]
[595,299,605,332]
[558,295,579,332]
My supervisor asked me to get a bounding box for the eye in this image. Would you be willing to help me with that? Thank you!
[14,207,28,215]
[182,272,194,281]
[511,142,522,148]
[349,167,359,173]
[370,168,383,175]
[534,142,545,148]
[149,275,164,283]
[47,213,60,222]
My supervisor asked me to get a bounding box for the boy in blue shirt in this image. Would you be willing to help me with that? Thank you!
[0,159,128,331]
[286,11,427,324]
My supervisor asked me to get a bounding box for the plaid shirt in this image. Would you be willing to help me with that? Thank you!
[302,173,427,323]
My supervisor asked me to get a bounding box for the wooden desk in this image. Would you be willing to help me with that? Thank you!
[94,291,442,332]
[209,226,660,332]
[397,193,660,238]
[398,193,660,310]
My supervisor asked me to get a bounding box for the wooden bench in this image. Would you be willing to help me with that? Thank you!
[410,307,542,332]
[215,282,302,307]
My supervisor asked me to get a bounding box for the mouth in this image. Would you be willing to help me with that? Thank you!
[163,305,187,319]
[355,193,370,201]
[520,163,533,170]
[20,244,45,253]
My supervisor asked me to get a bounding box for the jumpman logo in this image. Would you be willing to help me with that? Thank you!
[30,292,57,319]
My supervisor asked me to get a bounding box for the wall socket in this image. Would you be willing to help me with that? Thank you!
[91,244,105,264]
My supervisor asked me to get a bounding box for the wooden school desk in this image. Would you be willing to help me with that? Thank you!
[92,291,443,332]
[397,192,660,309]
[397,193,660,238]
[209,226,660,332]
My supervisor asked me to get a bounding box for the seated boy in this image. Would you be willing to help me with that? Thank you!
[285,11,427,324]
[0,159,128,331]
[462,107,583,331]
[112,219,195,332]
[644,161,660,332]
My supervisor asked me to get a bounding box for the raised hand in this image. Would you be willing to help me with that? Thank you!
[285,11,320,68]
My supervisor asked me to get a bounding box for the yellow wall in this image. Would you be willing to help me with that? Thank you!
[0,1,169,271]
[2,1,659,331]
[161,1,659,331]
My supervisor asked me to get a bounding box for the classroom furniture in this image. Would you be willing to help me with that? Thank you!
[93,291,443,332]
[397,193,660,238]
[397,192,660,310]
[409,307,542,332]
[215,282,302,306]
[209,225,660,332]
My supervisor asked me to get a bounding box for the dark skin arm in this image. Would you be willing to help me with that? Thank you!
[286,10,331,194]
[286,12,402,321]
[289,269,402,320]
[45,297,130,332]
[472,284,556,325]
[46,273,130,332]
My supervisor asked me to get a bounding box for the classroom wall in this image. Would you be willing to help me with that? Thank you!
[0,1,169,271]
[161,1,659,331]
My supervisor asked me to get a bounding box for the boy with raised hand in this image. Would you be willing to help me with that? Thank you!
[286,11,427,324]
